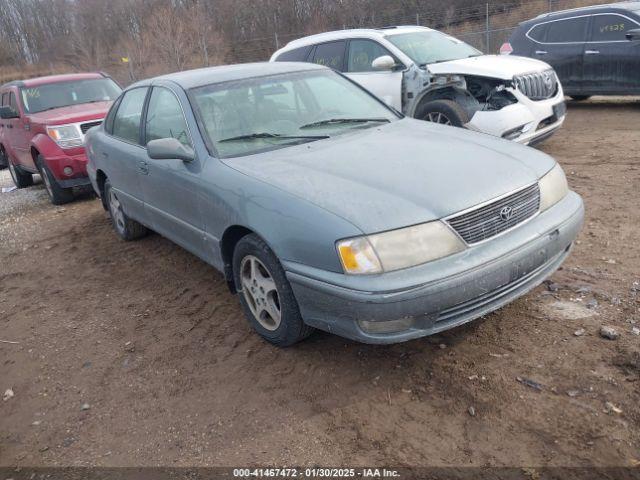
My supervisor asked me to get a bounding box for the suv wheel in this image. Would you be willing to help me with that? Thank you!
[38,156,74,205]
[0,147,7,169]
[104,179,147,241]
[417,99,470,128]
[8,161,33,188]
[233,234,314,347]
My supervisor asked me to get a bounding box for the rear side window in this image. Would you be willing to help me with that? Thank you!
[8,92,18,113]
[527,23,548,42]
[545,17,589,43]
[1,92,8,106]
[347,39,396,72]
[311,41,346,71]
[145,87,191,147]
[112,87,148,144]
[275,46,312,62]
[590,14,636,42]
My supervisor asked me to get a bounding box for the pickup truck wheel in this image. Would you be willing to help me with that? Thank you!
[570,95,591,101]
[8,161,33,188]
[38,158,74,205]
[0,147,7,169]
[104,179,147,241]
[417,99,470,128]
[233,234,314,347]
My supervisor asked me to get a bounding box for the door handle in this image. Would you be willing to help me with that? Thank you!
[535,50,548,55]
[585,50,600,55]
[138,161,149,175]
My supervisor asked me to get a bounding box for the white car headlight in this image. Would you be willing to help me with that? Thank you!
[337,221,466,275]
[539,163,569,212]
[47,124,83,149]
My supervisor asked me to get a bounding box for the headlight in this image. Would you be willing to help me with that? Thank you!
[47,124,83,149]
[337,221,465,275]
[539,163,569,212]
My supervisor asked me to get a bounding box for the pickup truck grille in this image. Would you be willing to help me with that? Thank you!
[514,70,558,101]
[80,120,102,134]
[446,183,540,244]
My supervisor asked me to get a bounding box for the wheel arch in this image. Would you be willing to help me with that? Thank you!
[96,169,108,210]
[411,85,477,119]
[220,225,256,293]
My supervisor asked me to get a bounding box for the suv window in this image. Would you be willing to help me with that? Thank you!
[145,87,191,147]
[311,41,346,70]
[546,17,589,43]
[112,87,148,144]
[8,92,18,113]
[347,39,396,72]
[590,14,637,42]
[528,23,548,42]
[275,45,312,62]
[1,92,8,106]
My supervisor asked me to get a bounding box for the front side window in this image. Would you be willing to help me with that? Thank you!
[19,78,121,114]
[8,92,18,113]
[590,14,637,42]
[190,70,399,158]
[386,30,482,66]
[311,41,346,70]
[145,88,191,147]
[545,17,589,43]
[347,39,396,72]
[112,87,148,144]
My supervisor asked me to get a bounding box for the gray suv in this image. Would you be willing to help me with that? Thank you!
[86,62,584,346]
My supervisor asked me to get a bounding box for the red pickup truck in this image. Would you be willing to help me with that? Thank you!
[0,73,121,204]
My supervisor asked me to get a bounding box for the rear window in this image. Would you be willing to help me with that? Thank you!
[275,46,312,62]
[527,23,548,42]
[545,17,588,43]
[590,14,637,42]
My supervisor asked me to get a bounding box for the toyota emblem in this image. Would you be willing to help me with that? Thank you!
[500,206,514,221]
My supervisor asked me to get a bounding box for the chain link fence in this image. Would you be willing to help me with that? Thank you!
[229,0,613,62]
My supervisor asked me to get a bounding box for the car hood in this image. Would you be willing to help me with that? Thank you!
[223,119,556,234]
[428,54,552,80]
[26,101,112,126]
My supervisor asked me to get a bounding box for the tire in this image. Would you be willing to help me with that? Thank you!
[8,160,33,188]
[104,178,148,241]
[0,147,7,169]
[38,156,74,205]
[570,95,591,101]
[233,234,314,347]
[417,99,471,127]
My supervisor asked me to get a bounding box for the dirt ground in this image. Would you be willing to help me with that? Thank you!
[1,98,639,469]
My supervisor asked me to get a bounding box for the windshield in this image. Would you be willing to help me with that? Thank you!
[190,70,399,158]
[20,78,121,114]
[386,30,482,66]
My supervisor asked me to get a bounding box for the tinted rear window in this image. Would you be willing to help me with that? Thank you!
[311,41,346,71]
[546,17,588,43]
[590,14,637,41]
[275,46,312,62]
[528,23,548,42]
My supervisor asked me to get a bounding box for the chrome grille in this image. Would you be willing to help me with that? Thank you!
[446,183,540,244]
[80,120,102,134]
[514,70,558,101]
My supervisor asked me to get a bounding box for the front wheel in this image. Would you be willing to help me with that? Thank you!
[104,179,148,241]
[233,234,314,347]
[38,156,74,205]
[417,99,471,127]
[8,161,33,188]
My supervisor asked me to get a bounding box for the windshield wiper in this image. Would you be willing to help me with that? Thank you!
[218,132,329,143]
[300,118,391,129]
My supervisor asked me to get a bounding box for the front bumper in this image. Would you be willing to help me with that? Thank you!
[285,191,584,344]
[465,86,566,146]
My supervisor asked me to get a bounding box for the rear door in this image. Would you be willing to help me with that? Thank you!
[532,15,589,92]
[344,39,403,110]
[583,12,640,94]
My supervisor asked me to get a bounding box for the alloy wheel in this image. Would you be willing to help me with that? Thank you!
[108,188,126,234]
[240,255,281,331]
[425,112,452,125]
[8,162,18,185]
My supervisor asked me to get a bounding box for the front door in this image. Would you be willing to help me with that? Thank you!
[141,86,207,260]
[582,13,640,94]
[539,15,590,93]
[344,39,403,111]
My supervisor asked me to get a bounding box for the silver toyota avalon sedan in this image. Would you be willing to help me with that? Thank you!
[85,62,584,346]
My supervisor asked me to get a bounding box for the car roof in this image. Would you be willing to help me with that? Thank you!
[279,26,433,51]
[2,72,106,89]
[131,62,328,90]
[528,1,640,22]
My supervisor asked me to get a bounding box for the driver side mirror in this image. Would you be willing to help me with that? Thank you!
[371,55,398,71]
[0,105,19,120]
[147,137,195,162]
[626,28,640,40]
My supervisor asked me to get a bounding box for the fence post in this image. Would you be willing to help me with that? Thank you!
[485,3,490,53]
[416,13,419,25]
[274,32,279,50]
